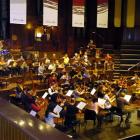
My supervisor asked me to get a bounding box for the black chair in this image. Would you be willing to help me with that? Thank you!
[84,109,97,129]
[111,107,127,126]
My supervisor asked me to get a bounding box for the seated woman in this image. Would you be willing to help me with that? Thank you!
[45,93,61,127]
[87,97,109,129]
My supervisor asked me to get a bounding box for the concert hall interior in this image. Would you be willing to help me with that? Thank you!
[0,0,140,140]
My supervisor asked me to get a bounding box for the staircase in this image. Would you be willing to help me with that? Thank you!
[114,44,140,79]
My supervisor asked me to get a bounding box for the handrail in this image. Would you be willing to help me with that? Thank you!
[0,98,72,140]
[128,62,140,71]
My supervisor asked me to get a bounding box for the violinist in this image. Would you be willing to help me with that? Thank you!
[116,92,131,124]
[64,97,79,129]
[45,93,61,127]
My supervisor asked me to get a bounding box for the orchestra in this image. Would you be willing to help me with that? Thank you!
[0,39,139,136]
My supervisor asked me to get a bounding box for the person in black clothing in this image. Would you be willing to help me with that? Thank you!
[64,98,79,129]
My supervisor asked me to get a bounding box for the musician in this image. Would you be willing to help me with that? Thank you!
[38,62,46,82]
[82,51,91,66]
[0,56,6,76]
[17,55,25,62]
[48,73,58,86]
[63,53,70,66]
[87,39,96,56]
[69,67,77,78]
[94,49,101,69]
[104,53,114,80]
[44,53,50,66]
[31,97,45,114]
[34,52,39,62]
[104,53,112,69]
[116,92,131,123]
[131,73,139,82]
[6,56,14,66]
[86,97,107,129]
[7,56,19,75]
[87,39,96,50]
[52,53,57,62]
[72,53,80,65]
[105,53,112,62]
[78,49,84,57]
[0,40,3,50]
[74,85,85,96]
[60,72,70,85]
[64,97,79,129]
[48,60,57,72]
[0,56,6,65]
[45,93,61,127]
[20,61,29,74]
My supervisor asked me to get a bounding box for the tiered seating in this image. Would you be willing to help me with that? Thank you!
[114,44,140,79]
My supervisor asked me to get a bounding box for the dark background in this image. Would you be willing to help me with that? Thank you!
[0,0,140,52]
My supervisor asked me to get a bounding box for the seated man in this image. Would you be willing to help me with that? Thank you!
[116,92,131,124]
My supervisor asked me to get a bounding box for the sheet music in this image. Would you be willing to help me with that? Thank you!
[66,90,73,96]
[90,88,96,95]
[30,110,37,117]
[124,95,132,102]
[42,92,49,99]
[77,102,86,110]
[53,105,63,114]
[98,98,106,109]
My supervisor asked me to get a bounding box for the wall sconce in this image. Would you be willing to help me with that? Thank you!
[26,23,32,30]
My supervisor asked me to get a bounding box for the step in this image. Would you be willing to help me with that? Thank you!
[120,58,140,60]
[115,64,135,66]
[121,54,140,56]
[121,49,140,53]
[119,59,140,64]
[120,54,140,59]
[113,75,120,78]
[114,69,129,72]
[121,45,140,49]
